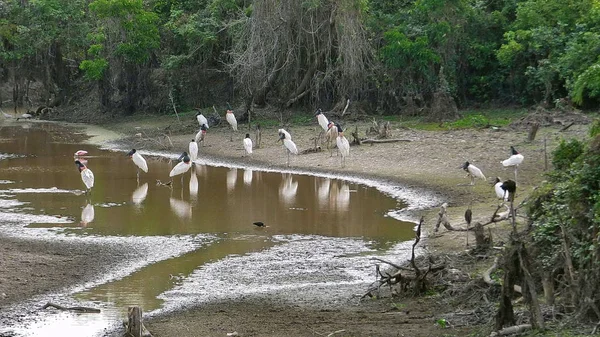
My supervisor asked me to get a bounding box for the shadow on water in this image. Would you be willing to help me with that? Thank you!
[0,122,420,336]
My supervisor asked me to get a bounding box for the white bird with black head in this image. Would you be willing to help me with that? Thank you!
[279,131,298,167]
[75,160,94,193]
[502,146,524,184]
[189,139,198,162]
[226,103,238,132]
[169,152,192,185]
[196,112,209,129]
[126,149,148,181]
[460,161,486,185]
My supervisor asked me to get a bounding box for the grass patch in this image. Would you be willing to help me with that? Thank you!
[396,108,528,131]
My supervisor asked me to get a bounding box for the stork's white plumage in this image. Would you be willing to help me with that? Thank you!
[279,132,298,167]
[169,152,191,177]
[315,108,329,132]
[226,110,237,131]
[461,161,486,185]
[189,139,198,162]
[502,146,524,167]
[336,133,350,167]
[243,133,253,155]
[278,128,292,141]
[493,177,509,201]
[127,149,148,173]
[325,122,339,156]
[75,160,94,191]
[196,113,209,129]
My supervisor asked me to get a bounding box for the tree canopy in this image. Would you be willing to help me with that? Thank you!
[1,0,600,116]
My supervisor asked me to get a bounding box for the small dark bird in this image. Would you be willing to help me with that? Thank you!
[253,222,265,227]
[464,209,472,247]
[500,179,517,201]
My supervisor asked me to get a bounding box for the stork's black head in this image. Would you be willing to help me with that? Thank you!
[177,151,189,162]
[461,161,470,171]
[75,160,85,172]
[314,108,322,116]
[245,133,250,138]
[127,149,136,157]
[279,132,286,140]
[201,124,208,131]
[226,102,232,110]
[493,177,501,184]
[510,146,519,155]
[191,139,195,142]
[335,123,343,133]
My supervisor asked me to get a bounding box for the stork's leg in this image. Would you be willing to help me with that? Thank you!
[514,166,519,185]
[287,150,290,167]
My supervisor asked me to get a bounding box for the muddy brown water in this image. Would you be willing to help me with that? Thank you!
[0,121,418,336]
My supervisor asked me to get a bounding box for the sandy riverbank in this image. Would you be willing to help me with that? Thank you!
[0,112,591,336]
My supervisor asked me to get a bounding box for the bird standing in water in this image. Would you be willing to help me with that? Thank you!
[461,161,486,185]
[169,152,192,185]
[243,133,253,156]
[189,139,198,162]
[75,160,94,193]
[126,149,148,182]
[502,146,524,184]
[279,131,298,167]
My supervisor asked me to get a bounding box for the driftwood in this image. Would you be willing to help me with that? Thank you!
[364,217,444,298]
[482,258,522,294]
[123,306,152,337]
[489,324,531,337]
[42,302,100,313]
[361,138,412,144]
[559,122,575,132]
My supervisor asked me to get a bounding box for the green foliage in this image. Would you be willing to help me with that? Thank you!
[528,130,600,316]
[590,119,600,137]
[79,58,108,80]
[551,138,584,171]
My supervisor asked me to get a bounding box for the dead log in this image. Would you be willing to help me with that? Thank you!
[124,306,152,337]
[42,302,100,313]
[489,324,532,337]
[361,138,412,144]
[351,126,361,145]
[559,122,575,132]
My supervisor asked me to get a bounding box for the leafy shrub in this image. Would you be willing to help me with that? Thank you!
[551,138,584,171]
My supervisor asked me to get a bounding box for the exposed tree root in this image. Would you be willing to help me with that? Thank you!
[42,302,100,313]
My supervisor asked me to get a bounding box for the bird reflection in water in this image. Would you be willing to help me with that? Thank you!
[227,168,237,192]
[131,182,149,210]
[329,182,350,211]
[279,173,298,205]
[169,194,192,221]
[317,178,331,206]
[80,203,95,227]
[243,169,253,186]
[189,166,199,202]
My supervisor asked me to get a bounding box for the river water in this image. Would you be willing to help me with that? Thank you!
[0,120,434,336]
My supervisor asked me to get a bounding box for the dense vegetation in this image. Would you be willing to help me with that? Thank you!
[526,121,600,324]
[1,0,600,117]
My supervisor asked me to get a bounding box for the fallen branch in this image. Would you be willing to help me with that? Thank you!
[361,138,412,144]
[559,122,575,132]
[489,324,531,337]
[43,302,100,313]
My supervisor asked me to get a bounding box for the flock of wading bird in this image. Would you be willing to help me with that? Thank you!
[72,106,523,213]
[72,108,351,194]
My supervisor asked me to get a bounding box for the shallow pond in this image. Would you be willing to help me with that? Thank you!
[0,121,427,336]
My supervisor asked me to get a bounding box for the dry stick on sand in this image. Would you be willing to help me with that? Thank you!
[43,302,100,313]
